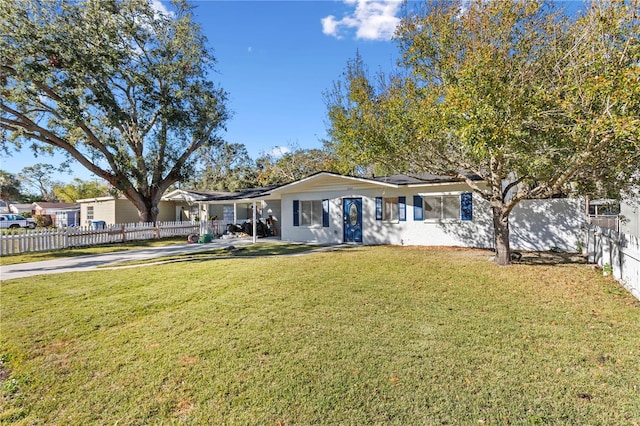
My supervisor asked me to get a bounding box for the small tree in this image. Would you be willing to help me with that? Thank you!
[19,163,62,201]
[0,170,22,205]
[326,0,640,265]
[1,0,229,222]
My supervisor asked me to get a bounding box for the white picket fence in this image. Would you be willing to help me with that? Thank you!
[585,225,640,301]
[0,221,200,256]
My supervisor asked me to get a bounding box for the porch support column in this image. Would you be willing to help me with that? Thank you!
[199,202,206,235]
[252,201,257,244]
[233,203,237,223]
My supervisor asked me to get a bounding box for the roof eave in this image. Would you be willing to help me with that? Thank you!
[268,171,399,194]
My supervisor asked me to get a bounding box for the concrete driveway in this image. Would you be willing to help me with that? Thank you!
[0,239,253,281]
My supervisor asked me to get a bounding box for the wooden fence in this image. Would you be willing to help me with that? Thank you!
[585,225,640,301]
[0,221,200,256]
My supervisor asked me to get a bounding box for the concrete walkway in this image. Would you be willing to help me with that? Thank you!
[0,238,255,281]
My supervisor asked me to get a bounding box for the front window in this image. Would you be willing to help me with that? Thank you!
[423,196,442,220]
[442,196,461,219]
[424,195,460,220]
[87,206,94,220]
[300,200,322,226]
[383,197,398,221]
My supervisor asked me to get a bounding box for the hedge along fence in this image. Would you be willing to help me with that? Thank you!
[0,221,200,256]
[586,225,640,301]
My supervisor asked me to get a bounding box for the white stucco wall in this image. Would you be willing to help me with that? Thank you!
[620,200,640,239]
[279,182,494,248]
[279,182,586,252]
[509,198,586,252]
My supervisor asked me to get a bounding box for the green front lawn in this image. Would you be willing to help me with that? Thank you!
[1,246,638,424]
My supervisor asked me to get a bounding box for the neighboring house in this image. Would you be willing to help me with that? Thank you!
[8,203,33,215]
[583,195,640,239]
[165,172,586,252]
[53,207,81,227]
[0,201,9,213]
[587,198,620,232]
[32,202,81,227]
[76,196,179,225]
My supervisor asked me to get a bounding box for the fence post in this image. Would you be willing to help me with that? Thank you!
[587,227,595,264]
[602,230,612,273]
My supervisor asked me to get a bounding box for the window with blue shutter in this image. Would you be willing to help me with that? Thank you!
[375,197,382,220]
[460,193,473,221]
[293,200,300,226]
[322,199,330,227]
[413,195,423,221]
[398,196,406,221]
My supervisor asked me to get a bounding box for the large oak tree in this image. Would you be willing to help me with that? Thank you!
[1,0,229,222]
[326,0,639,265]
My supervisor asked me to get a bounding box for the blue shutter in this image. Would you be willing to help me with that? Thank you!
[461,193,473,221]
[413,195,423,221]
[322,199,330,227]
[398,196,406,221]
[293,200,300,226]
[375,197,382,220]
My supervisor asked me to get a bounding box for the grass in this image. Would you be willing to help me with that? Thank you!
[1,246,639,424]
[0,236,190,266]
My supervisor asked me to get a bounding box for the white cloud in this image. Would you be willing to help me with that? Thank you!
[149,0,172,17]
[321,0,402,41]
[267,146,291,157]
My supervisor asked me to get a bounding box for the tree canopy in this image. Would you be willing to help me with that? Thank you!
[1,0,229,222]
[191,141,258,192]
[53,178,111,203]
[326,0,640,264]
[18,163,63,201]
[0,170,22,204]
[256,146,339,186]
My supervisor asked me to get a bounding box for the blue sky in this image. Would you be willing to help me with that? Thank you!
[2,0,404,183]
[196,0,402,156]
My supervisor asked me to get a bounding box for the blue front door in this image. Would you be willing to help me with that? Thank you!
[343,198,363,243]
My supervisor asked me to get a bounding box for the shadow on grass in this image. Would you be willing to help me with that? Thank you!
[399,245,588,267]
[517,251,587,266]
[100,243,349,268]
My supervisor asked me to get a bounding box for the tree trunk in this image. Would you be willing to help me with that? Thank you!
[137,205,159,224]
[492,204,511,266]
[126,190,160,224]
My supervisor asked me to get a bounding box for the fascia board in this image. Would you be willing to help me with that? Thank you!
[269,172,398,195]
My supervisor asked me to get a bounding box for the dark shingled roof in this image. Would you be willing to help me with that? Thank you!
[177,172,482,201]
[372,172,482,185]
[190,186,278,201]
